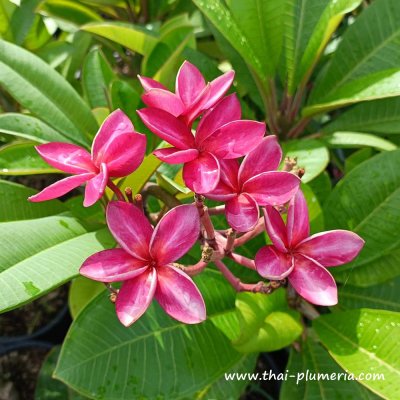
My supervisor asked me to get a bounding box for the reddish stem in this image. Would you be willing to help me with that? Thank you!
[208,205,225,215]
[195,194,217,249]
[234,218,265,247]
[107,180,125,202]
[227,252,256,270]
[180,260,208,277]
[214,260,272,293]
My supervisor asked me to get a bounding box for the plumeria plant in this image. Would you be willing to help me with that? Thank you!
[28,62,364,328]
[1,1,400,399]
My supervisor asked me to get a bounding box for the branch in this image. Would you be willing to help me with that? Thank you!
[141,183,181,208]
[234,218,265,247]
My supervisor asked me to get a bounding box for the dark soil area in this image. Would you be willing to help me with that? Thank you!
[0,286,68,337]
[0,347,50,400]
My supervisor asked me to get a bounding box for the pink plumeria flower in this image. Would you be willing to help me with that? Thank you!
[138,60,234,126]
[206,136,300,232]
[29,110,146,207]
[138,94,265,194]
[80,202,206,326]
[255,191,365,306]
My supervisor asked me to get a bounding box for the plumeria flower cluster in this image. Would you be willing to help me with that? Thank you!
[29,61,365,326]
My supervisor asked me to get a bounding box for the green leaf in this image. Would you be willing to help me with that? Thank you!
[10,0,41,45]
[0,141,58,175]
[0,179,65,222]
[302,182,324,233]
[314,309,400,399]
[285,0,362,94]
[321,132,397,151]
[324,149,400,286]
[305,69,400,116]
[282,139,329,183]
[0,113,67,143]
[192,0,265,82]
[156,172,191,196]
[68,276,105,319]
[339,277,400,312]
[35,347,88,399]
[36,41,73,69]
[81,22,158,56]
[324,97,400,135]
[345,148,374,174]
[121,152,163,194]
[233,289,302,353]
[82,47,115,109]
[281,336,379,400]
[0,39,98,146]
[307,171,332,205]
[0,214,114,312]
[307,0,400,114]
[110,80,141,122]
[38,0,102,26]
[228,0,284,78]
[54,270,255,399]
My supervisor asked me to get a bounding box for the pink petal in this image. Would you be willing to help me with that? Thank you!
[150,204,200,265]
[289,255,338,306]
[295,230,365,267]
[287,190,310,248]
[138,75,167,91]
[137,108,194,149]
[153,147,199,164]
[263,206,288,253]
[36,143,94,174]
[98,132,146,177]
[175,61,206,106]
[225,193,259,232]
[242,171,300,206]
[255,246,294,280]
[180,83,211,126]
[203,70,235,109]
[182,152,220,193]
[80,248,149,282]
[28,173,93,202]
[141,89,185,117]
[205,159,239,201]
[196,94,241,145]
[84,163,108,207]
[116,268,157,326]
[155,264,206,324]
[92,109,135,166]
[106,201,153,261]
[202,120,265,159]
[239,136,282,184]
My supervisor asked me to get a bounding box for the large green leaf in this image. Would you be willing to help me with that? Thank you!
[307,0,400,114]
[323,97,400,135]
[282,139,329,183]
[192,0,265,83]
[314,309,400,399]
[81,22,158,56]
[0,141,58,175]
[321,132,397,151]
[280,336,378,400]
[38,0,102,26]
[284,0,362,94]
[10,0,41,45]
[324,149,400,286]
[54,270,255,399]
[0,180,65,222]
[305,69,400,116]
[339,277,400,312]
[82,47,115,109]
[0,40,97,146]
[68,276,104,319]
[0,214,113,312]
[228,0,284,78]
[233,289,303,353]
[302,182,324,233]
[0,113,67,143]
